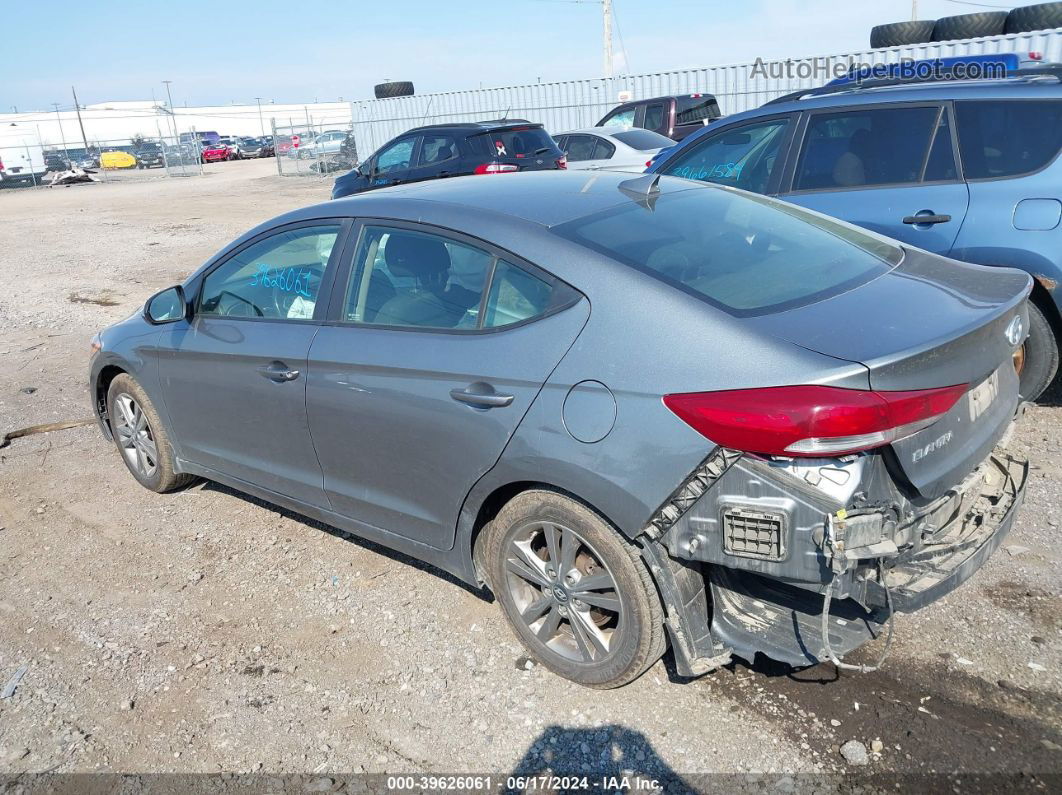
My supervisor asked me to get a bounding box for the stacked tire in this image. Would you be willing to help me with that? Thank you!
[374,81,415,99]
[870,3,1062,48]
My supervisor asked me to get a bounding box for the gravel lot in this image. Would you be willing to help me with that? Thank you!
[0,159,1059,788]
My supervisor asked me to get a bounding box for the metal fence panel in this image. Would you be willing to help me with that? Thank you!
[272,120,356,178]
[349,28,1062,154]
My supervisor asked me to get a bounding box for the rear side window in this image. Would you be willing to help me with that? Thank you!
[417,134,459,166]
[484,261,554,328]
[660,118,789,194]
[553,189,900,317]
[955,100,1062,179]
[795,106,941,190]
[676,95,721,124]
[478,127,557,159]
[564,135,597,162]
[643,103,666,131]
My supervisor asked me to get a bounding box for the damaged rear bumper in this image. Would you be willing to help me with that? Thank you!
[641,446,1028,673]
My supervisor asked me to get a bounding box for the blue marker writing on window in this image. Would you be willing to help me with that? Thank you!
[250,264,313,298]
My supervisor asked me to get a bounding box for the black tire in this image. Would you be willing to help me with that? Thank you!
[107,374,196,493]
[870,20,937,48]
[1006,2,1062,33]
[1018,301,1060,401]
[373,81,414,99]
[483,490,666,689]
[932,11,1008,41]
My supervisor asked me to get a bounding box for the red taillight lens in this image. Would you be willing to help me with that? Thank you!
[663,384,968,457]
[556,155,567,170]
[473,163,519,174]
[646,160,653,168]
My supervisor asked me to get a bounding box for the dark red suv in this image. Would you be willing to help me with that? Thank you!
[596,94,722,141]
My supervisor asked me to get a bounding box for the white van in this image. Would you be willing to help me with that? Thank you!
[0,124,47,186]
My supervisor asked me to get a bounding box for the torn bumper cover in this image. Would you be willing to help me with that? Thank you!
[642,447,1027,672]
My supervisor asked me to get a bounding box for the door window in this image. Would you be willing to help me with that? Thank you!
[601,107,636,128]
[643,103,666,132]
[564,135,597,162]
[795,106,941,190]
[675,95,721,124]
[417,134,459,166]
[955,100,1062,179]
[591,137,616,159]
[659,118,790,194]
[376,138,415,173]
[345,226,565,330]
[198,225,341,320]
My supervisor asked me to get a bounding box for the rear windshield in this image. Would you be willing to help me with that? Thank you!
[473,126,559,159]
[552,187,901,316]
[676,95,721,124]
[612,129,674,150]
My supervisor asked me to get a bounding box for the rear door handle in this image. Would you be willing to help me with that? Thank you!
[257,362,300,382]
[450,385,514,409]
[903,213,952,225]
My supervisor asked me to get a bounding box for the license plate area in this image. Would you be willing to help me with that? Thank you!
[967,370,1000,423]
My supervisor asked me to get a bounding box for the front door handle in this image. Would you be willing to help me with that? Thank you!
[258,362,300,382]
[450,384,514,409]
[903,213,952,225]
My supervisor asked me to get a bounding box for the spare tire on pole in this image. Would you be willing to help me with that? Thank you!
[931,11,1009,41]
[870,20,937,48]
[374,81,415,99]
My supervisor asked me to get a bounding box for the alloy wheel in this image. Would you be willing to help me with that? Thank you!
[114,393,158,478]
[503,521,624,663]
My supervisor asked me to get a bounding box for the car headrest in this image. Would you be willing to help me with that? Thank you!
[384,234,451,281]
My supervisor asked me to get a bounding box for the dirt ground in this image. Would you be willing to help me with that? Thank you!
[0,159,1060,789]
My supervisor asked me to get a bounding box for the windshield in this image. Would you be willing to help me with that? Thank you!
[612,129,673,150]
[552,187,901,316]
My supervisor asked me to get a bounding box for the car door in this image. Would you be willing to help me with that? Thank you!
[306,222,590,550]
[157,221,349,506]
[778,103,970,254]
[367,135,420,188]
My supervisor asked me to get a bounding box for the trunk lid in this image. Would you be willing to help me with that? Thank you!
[746,249,1031,499]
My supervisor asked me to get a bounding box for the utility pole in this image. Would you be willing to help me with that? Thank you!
[911,0,918,20]
[162,80,179,141]
[603,0,613,77]
[51,103,72,162]
[71,86,90,155]
[255,97,265,137]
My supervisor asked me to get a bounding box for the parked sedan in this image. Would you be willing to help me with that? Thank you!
[554,127,673,172]
[90,171,1030,688]
[201,142,234,163]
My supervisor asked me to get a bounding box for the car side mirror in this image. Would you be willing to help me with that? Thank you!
[359,160,373,177]
[144,286,187,324]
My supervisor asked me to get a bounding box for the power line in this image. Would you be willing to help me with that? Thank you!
[940,0,1015,9]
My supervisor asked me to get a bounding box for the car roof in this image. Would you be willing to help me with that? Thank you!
[307,170,704,228]
[407,119,540,134]
[747,74,1062,116]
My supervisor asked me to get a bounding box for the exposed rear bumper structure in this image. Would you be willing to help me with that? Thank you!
[640,445,1028,674]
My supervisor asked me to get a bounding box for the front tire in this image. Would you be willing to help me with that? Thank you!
[484,490,666,688]
[107,374,196,493]
[1018,301,1060,401]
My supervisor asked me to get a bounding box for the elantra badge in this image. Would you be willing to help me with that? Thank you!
[1005,316,1024,347]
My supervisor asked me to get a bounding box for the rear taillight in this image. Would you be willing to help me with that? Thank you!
[663,384,968,457]
[473,163,518,174]
[0,156,4,171]
[556,155,567,170]
[645,160,653,168]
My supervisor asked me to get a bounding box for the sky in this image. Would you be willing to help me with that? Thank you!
[2,0,1018,111]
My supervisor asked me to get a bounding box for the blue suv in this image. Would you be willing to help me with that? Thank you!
[648,67,1062,399]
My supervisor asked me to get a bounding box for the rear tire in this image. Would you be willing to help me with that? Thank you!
[1005,2,1062,33]
[870,20,937,48]
[932,11,1008,41]
[483,490,666,688]
[1018,301,1060,402]
[107,374,196,493]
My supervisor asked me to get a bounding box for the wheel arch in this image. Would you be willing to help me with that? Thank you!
[1030,276,1062,339]
[94,363,129,437]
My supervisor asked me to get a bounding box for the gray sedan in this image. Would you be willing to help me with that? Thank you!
[90,171,1031,687]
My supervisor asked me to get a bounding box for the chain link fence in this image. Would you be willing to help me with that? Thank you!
[272,120,357,179]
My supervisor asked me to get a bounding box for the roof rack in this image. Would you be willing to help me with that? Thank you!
[764,65,1062,106]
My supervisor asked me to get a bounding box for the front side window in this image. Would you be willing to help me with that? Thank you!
[795,106,941,190]
[199,225,341,320]
[601,107,636,128]
[643,103,666,131]
[376,139,415,173]
[345,226,567,330]
[660,118,789,194]
[553,188,900,317]
[955,100,1062,179]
